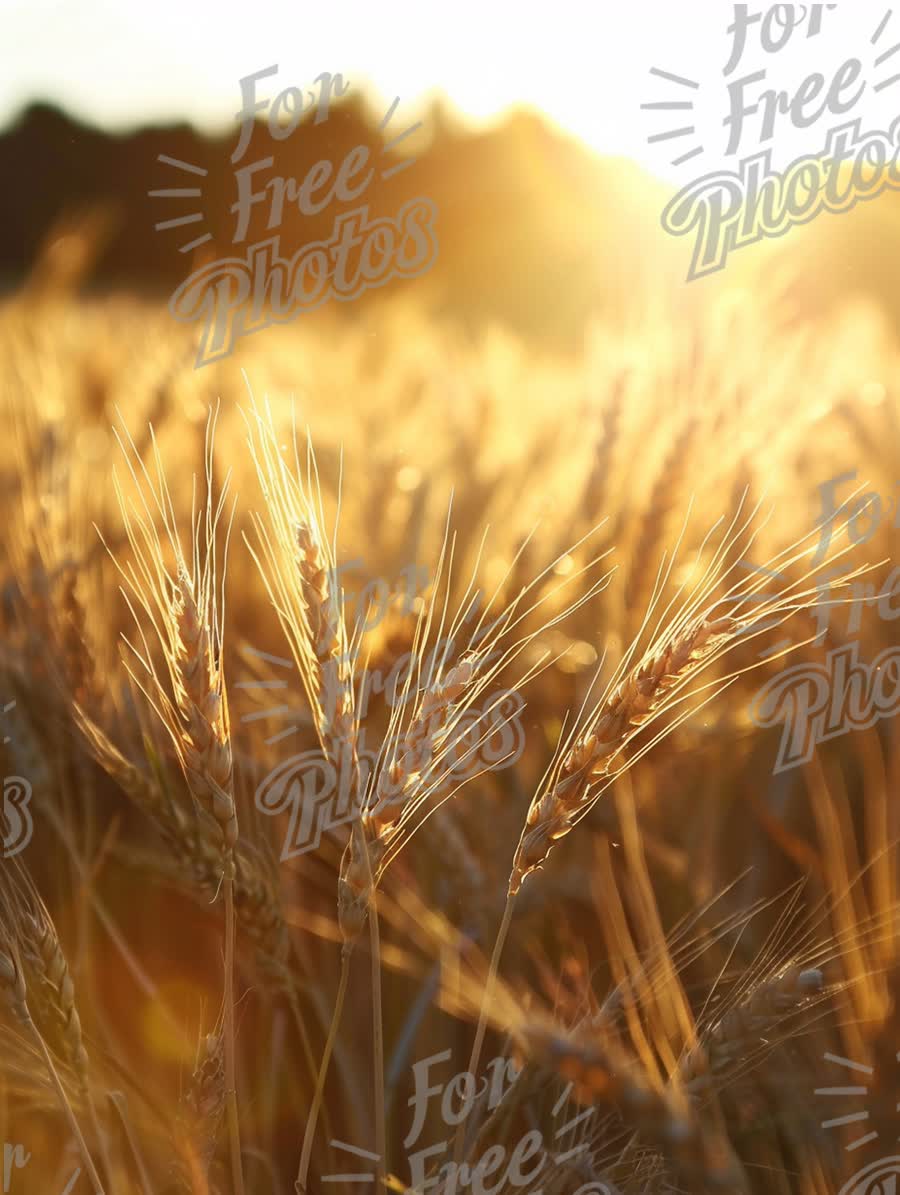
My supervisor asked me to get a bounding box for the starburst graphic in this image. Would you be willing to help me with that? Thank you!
[815,1051,900,1194]
[2,699,15,745]
[148,155,212,254]
[872,10,900,93]
[321,1084,596,1185]
[724,561,792,657]
[549,1080,596,1164]
[378,96,423,178]
[816,1051,900,1152]
[149,90,424,253]
[641,8,900,174]
[236,646,309,746]
[640,67,704,168]
[322,1140,382,1183]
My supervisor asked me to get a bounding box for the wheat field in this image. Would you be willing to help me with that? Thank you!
[1,231,900,1195]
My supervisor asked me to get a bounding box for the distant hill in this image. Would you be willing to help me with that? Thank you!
[3,98,900,349]
[0,98,688,349]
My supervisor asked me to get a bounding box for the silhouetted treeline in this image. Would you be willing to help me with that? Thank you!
[0,96,682,347]
[4,95,896,348]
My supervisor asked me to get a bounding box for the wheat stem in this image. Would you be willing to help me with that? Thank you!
[295,952,351,1194]
[223,859,245,1195]
[106,1091,155,1195]
[83,1087,113,1192]
[369,903,387,1192]
[452,893,516,1164]
[283,981,339,1179]
[26,1015,105,1194]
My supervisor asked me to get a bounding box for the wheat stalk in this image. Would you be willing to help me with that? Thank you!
[170,1029,226,1193]
[15,880,113,1185]
[458,500,874,1159]
[510,612,738,895]
[106,407,245,1195]
[518,1022,750,1195]
[0,929,105,1193]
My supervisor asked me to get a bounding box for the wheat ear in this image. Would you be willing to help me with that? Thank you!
[73,705,289,963]
[519,1023,750,1195]
[109,408,245,1195]
[461,495,859,1152]
[510,613,738,894]
[682,965,826,1102]
[20,897,113,1187]
[171,1029,226,1192]
[172,575,244,1195]
[455,611,740,1162]
[0,942,106,1193]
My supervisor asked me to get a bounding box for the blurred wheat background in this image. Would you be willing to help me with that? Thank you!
[3,6,900,1194]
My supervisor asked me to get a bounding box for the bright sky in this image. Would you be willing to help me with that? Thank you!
[3,0,897,183]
